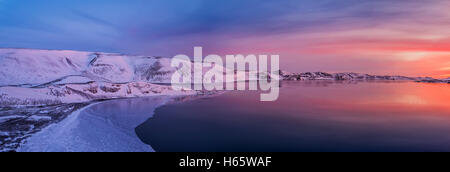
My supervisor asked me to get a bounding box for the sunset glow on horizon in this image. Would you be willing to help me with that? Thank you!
[0,0,449,78]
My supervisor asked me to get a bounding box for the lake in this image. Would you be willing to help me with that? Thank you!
[135,81,450,152]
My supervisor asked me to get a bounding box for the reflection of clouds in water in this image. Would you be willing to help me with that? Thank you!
[138,82,450,151]
[396,95,428,105]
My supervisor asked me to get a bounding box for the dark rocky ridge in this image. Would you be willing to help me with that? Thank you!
[278,71,449,83]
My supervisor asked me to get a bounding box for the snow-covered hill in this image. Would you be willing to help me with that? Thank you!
[0,48,203,106]
[0,48,175,86]
[0,48,264,87]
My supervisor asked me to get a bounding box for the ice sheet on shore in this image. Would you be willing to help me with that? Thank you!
[18,96,174,152]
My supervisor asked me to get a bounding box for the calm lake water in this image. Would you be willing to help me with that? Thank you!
[135,81,450,152]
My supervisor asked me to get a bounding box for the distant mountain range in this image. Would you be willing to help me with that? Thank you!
[279,71,449,83]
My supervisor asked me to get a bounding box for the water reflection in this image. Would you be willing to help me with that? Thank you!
[135,81,450,152]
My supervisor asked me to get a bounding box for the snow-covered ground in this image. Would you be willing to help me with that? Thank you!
[18,97,173,152]
[0,103,88,151]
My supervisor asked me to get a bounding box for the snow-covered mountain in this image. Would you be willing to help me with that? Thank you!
[0,48,175,86]
[0,48,263,106]
[0,48,265,87]
[0,48,200,106]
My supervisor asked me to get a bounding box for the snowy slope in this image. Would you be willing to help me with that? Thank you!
[0,49,90,86]
[0,48,176,86]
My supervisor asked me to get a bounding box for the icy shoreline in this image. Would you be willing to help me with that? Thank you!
[0,103,88,152]
[17,96,185,152]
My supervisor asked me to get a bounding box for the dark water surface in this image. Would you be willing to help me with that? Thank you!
[135,81,450,152]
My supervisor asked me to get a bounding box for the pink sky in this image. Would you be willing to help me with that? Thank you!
[187,1,450,78]
[1,0,449,78]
